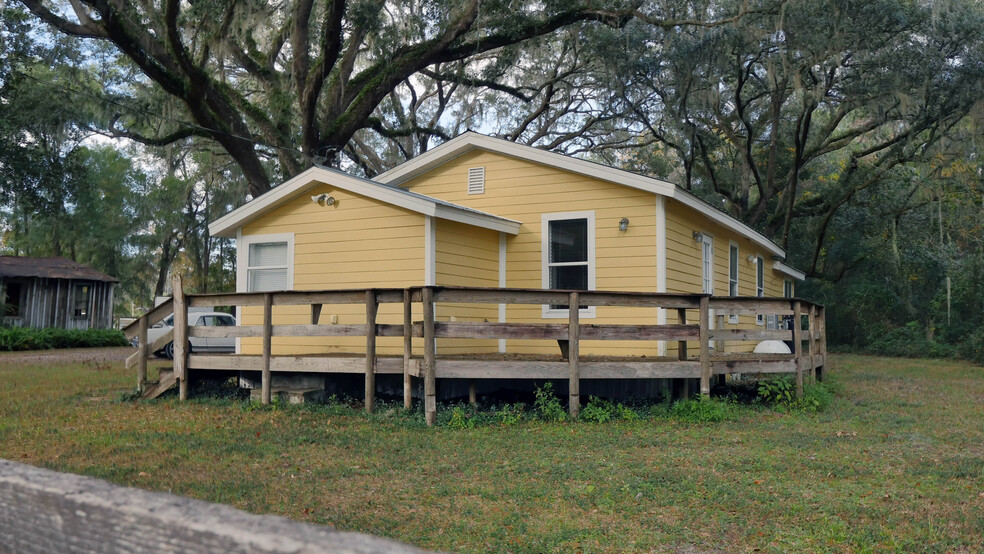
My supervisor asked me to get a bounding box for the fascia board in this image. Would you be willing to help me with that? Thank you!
[773,261,807,281]
[670,189,785,258]
[434,205,521,235]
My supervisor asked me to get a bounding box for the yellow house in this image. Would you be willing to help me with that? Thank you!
[210,132,805,358]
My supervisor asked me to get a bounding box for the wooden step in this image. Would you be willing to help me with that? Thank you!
[142,370,177,400]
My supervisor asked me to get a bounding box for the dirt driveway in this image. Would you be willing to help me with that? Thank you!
[0,347,136,366]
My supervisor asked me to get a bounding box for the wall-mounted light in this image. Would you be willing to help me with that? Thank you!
[310,193,336,207]
[619,218,630,232]
[747,254,757,263]
[692,231,705,243]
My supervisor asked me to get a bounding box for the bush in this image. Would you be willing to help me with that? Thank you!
[958,326,984,364]
[756,376,836,413]
[0,327,129,351]
[670,397,733,423]
[579,396,641,423]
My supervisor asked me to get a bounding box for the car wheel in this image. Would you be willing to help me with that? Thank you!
[163,341,174,360]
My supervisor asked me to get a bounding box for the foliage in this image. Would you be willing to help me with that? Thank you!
[579,396,641,423]
[0,327,128,351]
[756,377,836,413]
[757,377,798,408]
[669,397,734,423]
[532,382,567,422]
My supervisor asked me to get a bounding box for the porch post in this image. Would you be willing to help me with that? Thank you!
[793,300,803,398]
[699,296,711,398]
[172,275,188,401]
[568,292,580,418]
[137,316,148,394]
[423,286,437,426]
[365,289,377,413]
[403,289,412,410]
[261,292,273,405]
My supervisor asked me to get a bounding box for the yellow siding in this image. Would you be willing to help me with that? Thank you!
[403,150,661,356]
[241,183,425,355]
[434,219,500,353]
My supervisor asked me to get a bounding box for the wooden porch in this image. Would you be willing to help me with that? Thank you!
[124,280,826,426]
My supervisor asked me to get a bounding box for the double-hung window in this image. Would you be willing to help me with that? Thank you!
[542,211,595,318]
[756,256,765,325]
[728,242,739,323]
[241,233,294,292]
[700,234,714,294]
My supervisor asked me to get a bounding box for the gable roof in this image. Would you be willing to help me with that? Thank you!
[0,256,118,282]
[210,165,521,238]
[374,132,785,259]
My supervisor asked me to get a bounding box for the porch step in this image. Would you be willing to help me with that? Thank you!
[141,370,177,400]
[249,388,328,405]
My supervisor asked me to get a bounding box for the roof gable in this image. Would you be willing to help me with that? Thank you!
[210,165,521,238]
[375,132,785,259]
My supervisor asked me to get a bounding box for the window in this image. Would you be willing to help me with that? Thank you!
[467,167,485,195]
[2,282,22,317]
[784,279,793,298]
[201,314,236,326]
[700,234,713,294]
[240,233,294,293]
[728,243,739,323]
[542,211,595,318]
[73,283,91,318]
[756,256,765,325]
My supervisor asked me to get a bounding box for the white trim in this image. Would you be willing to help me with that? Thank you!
[210,165,520,238]
[784,279,794,298]
[374,132,784,258]
[235,228,242,354]
[239,232,295,293]
[700,232,714,295]
[773,260,806,281]
[656,196,667,356]
[424,216,436,286]
[541,211,596,319]
[498,233,507,353]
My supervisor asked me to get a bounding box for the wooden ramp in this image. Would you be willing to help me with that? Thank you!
[141,370,177,400]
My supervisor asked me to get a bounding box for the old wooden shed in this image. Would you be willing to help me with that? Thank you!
[0,256,117,330]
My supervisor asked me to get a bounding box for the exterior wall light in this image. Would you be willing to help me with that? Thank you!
[692,231,705,242]
[747,254,756,263]
[619,218,630,232]
[310,193,336,207]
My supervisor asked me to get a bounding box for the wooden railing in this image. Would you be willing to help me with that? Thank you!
[126,277,826,425]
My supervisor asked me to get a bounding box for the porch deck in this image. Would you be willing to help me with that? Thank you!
[124,282,826,426]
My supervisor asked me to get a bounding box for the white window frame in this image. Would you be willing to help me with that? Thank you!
[784,279,793,298]
[728,241,739,323]
[755,255,765,325]
[541,211,596,319]
[237,232,295,293]
[700,233,714,295]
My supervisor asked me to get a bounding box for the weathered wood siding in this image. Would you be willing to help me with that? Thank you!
[0,277,114,330]
[239,183,426,355]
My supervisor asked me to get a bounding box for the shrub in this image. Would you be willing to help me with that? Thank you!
[496,403,526,426]
[756,376,836,413]
[579,396,641,423]
[670,397,733,423]
[533,382,567,422]
[0,327,129,351]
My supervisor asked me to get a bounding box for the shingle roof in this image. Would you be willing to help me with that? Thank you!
[0,256,119,282]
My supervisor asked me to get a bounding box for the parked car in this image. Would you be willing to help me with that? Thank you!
[146,311,237,359]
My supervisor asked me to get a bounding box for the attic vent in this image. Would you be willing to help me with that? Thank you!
[467,167,485,195]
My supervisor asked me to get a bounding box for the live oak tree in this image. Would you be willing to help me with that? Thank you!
[18,0,650,198]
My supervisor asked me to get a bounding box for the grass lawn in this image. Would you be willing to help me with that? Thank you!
[1,353,982,552]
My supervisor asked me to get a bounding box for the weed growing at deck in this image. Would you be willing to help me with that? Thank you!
[1,354,982,552]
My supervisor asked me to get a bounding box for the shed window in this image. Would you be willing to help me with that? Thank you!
[248,242,289,292]
[542,211,595,318]
[74,283,91,318]
[2,282,22,317]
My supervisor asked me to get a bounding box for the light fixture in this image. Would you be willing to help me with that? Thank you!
[619,217,630,232]
[692,231,704,242]
[746,254,757,263]
[310,193,336,207]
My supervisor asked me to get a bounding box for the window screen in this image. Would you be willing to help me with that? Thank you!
[247,242,289,292]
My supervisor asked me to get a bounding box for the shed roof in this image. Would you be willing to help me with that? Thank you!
[0,256,119,283]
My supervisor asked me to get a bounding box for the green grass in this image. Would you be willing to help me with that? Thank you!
[1,355,982,552]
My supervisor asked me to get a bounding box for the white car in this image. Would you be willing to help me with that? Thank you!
[146,311,237,359]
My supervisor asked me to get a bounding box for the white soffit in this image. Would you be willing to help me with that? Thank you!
[210,165,520,238]
[773,261,807,281]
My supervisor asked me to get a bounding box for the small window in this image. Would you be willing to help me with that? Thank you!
[756,256,765,325]
[2,282,22,317]
[700,234,713,294]
[468,167,485,195]
[542,212,595,317]
[784,279,793,298]
[248,242,289,292]
[728,243,739,323]
[201,315,236,326]
[73,283,91,318]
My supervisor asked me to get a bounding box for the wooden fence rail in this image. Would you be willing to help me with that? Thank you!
[127,280,826,426]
